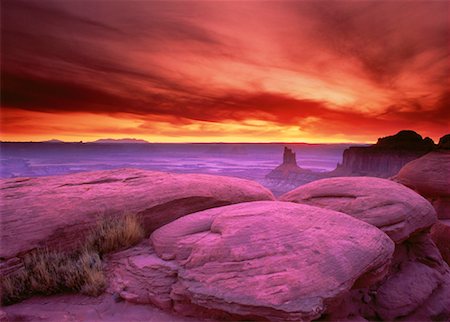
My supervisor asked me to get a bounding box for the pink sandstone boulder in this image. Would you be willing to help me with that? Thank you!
[0,169,274,276]
[134,201,394,321]
[392,151,450,266]
[393,151,450,219]
[280,177,436,243]
[280,177,450,321]
[372,233,450,320]
[106,243,178,310]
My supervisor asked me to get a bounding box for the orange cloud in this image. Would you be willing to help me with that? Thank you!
[1,0,449,142]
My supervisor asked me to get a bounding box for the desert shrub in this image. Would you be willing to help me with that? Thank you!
[85,213,145,256]
[1,213,144,305]
[0,248,105,305]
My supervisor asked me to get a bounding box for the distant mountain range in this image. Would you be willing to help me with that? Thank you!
[43,139,65,143]
[40,138,150,144]
[91,138,150,144]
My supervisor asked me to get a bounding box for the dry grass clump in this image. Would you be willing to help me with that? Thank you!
[86,213,145,256]
[1,213,144,305]
[1,248,105,305]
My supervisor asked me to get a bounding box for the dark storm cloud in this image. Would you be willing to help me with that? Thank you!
[302,1,449,86]
[1,0,224,111]
[1,0,449,141]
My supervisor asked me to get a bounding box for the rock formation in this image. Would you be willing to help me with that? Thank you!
[2,169,449,321]
[0,169,274,277]
[331,130,436,178]
[393,151,450,219]
[2,293,197,322]
[280,177,450,320]
[265,147,323,196]
[109,201,394,321]
[280,177,436,242]
[392,150,450,265]
[438,134,450,150]
[266,147,303,177]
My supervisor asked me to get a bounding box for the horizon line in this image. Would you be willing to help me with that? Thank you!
[0,140,372,145]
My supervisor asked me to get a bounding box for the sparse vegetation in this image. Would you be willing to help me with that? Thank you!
[86,213,145,256]
[1,213,145,305]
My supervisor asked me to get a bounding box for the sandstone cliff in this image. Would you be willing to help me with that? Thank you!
[330,130,436,177]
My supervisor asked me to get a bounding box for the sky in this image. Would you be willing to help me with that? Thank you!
[1,0,449,143]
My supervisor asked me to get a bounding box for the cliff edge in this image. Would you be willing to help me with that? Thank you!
[330,130,436,177]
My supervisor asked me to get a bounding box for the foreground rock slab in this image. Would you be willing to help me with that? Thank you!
[2,293,204,322]
[393,151,450,219]
[281,177,450,321]
[280,176,436,243]
[141,201,394,321]
[0,169,274,275]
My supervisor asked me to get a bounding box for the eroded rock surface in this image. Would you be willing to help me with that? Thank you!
[281,177,450,321]
[0,169,274,276]
[392,151,450,267]
[330,130,435,178]
[106,244,178,310]
[431,220,450,265]
[280,177,436,243]
[393,151,450,219]
[2,293,201,322]
[118,201,395,321]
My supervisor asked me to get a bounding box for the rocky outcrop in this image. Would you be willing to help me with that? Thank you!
[0,169,274,277]
[265,147,323,196]
[437,134,450,150]
[393,150,450,265]
[2,293,199,322]
[431,220,450,265]
[106,243,178,310]
[280,177,450,320]
[331,130,436,178]
[393,151,450,219]
[266,147,306,178]
[109,201,394,321]
[280,177,436,242]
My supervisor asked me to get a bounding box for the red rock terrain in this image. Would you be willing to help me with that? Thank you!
[1,169,449,321]
[330,130,436,178]
[281,177,450,320]
[107,201,394,321]
[393,150,450,266]
[0,169,274,276]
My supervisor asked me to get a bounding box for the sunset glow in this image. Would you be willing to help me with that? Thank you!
[1,0,449,143]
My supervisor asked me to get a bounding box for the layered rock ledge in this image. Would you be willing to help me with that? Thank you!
[280,177,436,242]
[110,201,394,321]
[280,177,450,320]
[0,169,274,276]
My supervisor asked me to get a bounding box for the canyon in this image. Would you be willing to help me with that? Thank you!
[1,155,450,321]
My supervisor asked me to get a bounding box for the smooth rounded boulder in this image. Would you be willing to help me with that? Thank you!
[280,177,436,243]
[0,169,274,275]
[149,201,394,321]
[280,177,450,321]
[393,151,450,219]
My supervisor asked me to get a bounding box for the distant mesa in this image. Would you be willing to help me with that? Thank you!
[265,146,323,194]
[376,130,435,149]
[42,139,65,143]
[265,131,450,195]
[92,138,150,144]
[267,147,306,176]
[438,134,450,150]
[330,130,437,178]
